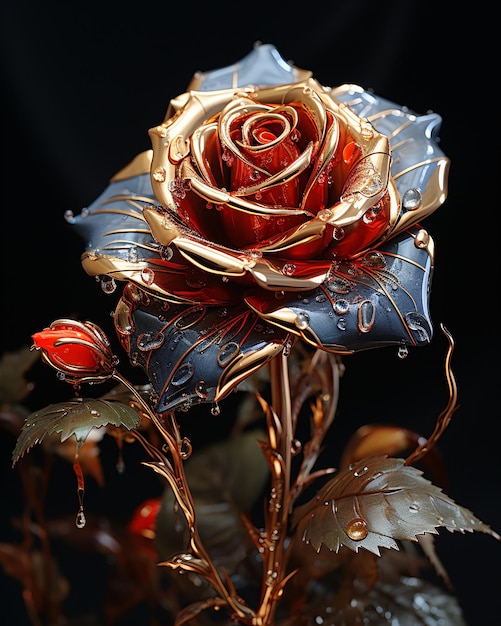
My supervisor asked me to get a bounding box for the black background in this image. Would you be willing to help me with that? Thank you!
[1,1,499,625]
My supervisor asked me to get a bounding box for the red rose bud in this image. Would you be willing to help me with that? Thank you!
[32,319,116,382]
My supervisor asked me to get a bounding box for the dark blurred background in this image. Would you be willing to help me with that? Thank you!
[1,1,499,625]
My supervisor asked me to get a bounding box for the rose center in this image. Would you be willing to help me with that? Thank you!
[252,120,286,145]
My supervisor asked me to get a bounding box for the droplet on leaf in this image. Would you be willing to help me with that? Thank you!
[346,518,368,540]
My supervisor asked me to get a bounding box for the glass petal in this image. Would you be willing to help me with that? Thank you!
[245,226,434,353]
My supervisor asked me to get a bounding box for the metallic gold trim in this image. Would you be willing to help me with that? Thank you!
[142,205,181,245]
[214,341,285,401]
[244,299,353,355]
[180,159,311,217]
[174,238,253,276]
[80,253,193,304]
[389,158,450,238]
[248,261,329,291]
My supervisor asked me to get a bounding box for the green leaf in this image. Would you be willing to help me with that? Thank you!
[0,346,39,405]
[292,456,500,555]
[155,428,269,598]
[12,398,141,465]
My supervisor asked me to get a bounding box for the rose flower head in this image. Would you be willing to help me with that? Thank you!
[68,43,450,412]
[32,319,117,384]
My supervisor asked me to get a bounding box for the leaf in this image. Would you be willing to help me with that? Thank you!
[12,398,141,465]
[295,574,468,626]
[292,456,500,555]
[364,576,468,626]
[155,429,269,602]
[0,345,39,405]
[339,424,450,490]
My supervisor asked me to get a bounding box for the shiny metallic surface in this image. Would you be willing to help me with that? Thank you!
[114,286,292,412]
[70,44,449,409]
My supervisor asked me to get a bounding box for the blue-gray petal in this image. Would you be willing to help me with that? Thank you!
[68,171,158,263]
[115,296,292,413]
[245,227,433,354]
[332,84,448,202]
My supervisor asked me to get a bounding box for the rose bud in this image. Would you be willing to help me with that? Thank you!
[31,318,117,383]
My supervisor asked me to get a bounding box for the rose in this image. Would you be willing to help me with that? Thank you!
[69,44,450,412]
[31,319,117,383]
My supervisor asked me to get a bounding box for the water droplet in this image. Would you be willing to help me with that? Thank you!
[155,124,168,138]
[195,380,208,399]
[186,268,207,289]
[211,402,220,416]
[64,210,75,223]
[362,206,380,224]
[402,188,422,210]
[128,246,139,263]
[222,147,235,166]
[363,251,386,268]
[357,300,375,333]
[337,317,347,331]
[137,331,165,351]
[171,363,194,386]
[346,518,368,540]
[332,226,345,241]
[217,341,240,366]
[141,268,155,285]
[294,312,310,329]
[169,330,184,349]
[353,465,368,477]
[160,245,174,260]
[327,276,351,294]
[101,277,117,294]
[405,312,431,343]
[333,299,350,315]
[76,507,86,529]
[317,208,332,221]
[152,166,167,182]
[282,263,296,276]
[360,121,374,139]
[282,340,292,357]
[409,503,420,512]
[397,341,409,359]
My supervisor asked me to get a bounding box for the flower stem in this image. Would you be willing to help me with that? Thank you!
[111,372,256,622]
[255,352,293,625]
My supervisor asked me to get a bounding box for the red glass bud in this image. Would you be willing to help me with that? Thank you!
[32,319,116,382]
